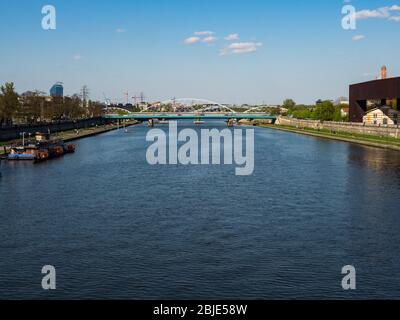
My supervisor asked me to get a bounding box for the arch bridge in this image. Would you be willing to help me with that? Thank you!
[103,98,277,124]
[156,98,237,114]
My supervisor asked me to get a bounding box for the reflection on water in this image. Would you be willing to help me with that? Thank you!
[0,122,399,299]
[348,145,400,175]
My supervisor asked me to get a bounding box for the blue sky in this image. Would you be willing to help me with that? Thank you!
[0,0,399,104]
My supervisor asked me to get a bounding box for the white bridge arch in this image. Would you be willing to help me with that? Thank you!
[103,106,134,114]
[243,106,271,114]
[156,98,237,113]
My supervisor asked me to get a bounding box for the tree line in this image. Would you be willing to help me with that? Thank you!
[282,99,349,122]
[0,82,105,126]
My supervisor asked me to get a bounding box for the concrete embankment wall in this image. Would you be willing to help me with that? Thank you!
[276,117,400,139]
[0,117,114,142]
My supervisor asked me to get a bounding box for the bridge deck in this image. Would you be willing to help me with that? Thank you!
[104,113,277,120]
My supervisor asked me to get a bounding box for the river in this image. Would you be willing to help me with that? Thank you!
[0,121,399,299]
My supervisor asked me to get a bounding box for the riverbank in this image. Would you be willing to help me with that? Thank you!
[0,120,139,155]
[258,123,400,151]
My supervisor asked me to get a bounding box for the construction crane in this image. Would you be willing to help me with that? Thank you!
[139,92,146,104]
[132,92,146,110]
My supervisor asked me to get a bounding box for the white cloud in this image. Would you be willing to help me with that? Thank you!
[184,36,201,44]
[194,31,215,36]
[224,33,240,41]
[356,5,400,20]
[115,28,126,33]
[184,31,261,56]
[73,54,82,60]
[389,15,400,21]
[220,42,262,56]
[184,31,217,45]
[356,8,390,20]
[202,36,217,43]
[352,35,365,41]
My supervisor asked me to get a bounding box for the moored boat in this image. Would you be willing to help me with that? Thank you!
[35,149,49,162]
[7,145,50,162]
[5,132,76,163]
[7,147,35,161]
[63,143,76,154]
[45,144,64,158]
[35,132,75,158]
[24,145,50,162]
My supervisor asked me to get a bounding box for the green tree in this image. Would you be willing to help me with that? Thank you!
[63,95,85,119]
[87,100,105,117]
[0,82,20,126]
[19,91,47,123]
[287,104,313,119]
[333,106,343,122]
[313,100,335,121]
[334,104,350,122]
[293,108,312,119]
[283,99,296,109]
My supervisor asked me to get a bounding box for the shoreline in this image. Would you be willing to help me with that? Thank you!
[60,120,139,142]
[257,123,400,151]
[3,119,399,154]
[0,120,139,156]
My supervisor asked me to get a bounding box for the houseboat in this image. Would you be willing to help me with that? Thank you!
[7,145,49,162]
[37,140,74,159]
[6,132,75,162]
[7,147,35,161]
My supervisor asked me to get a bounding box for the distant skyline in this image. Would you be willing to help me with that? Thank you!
[1,0,400,104]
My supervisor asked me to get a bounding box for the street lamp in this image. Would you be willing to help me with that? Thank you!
[20,132,26,147]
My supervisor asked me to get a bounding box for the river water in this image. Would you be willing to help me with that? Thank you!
[0,121,399,299]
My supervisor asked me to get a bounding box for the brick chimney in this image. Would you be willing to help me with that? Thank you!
[381,65,387,80]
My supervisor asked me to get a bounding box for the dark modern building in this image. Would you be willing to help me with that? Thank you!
[50,82,64,98]
[349,67,400,122]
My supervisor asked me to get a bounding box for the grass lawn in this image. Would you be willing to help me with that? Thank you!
[259,124,400,149]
